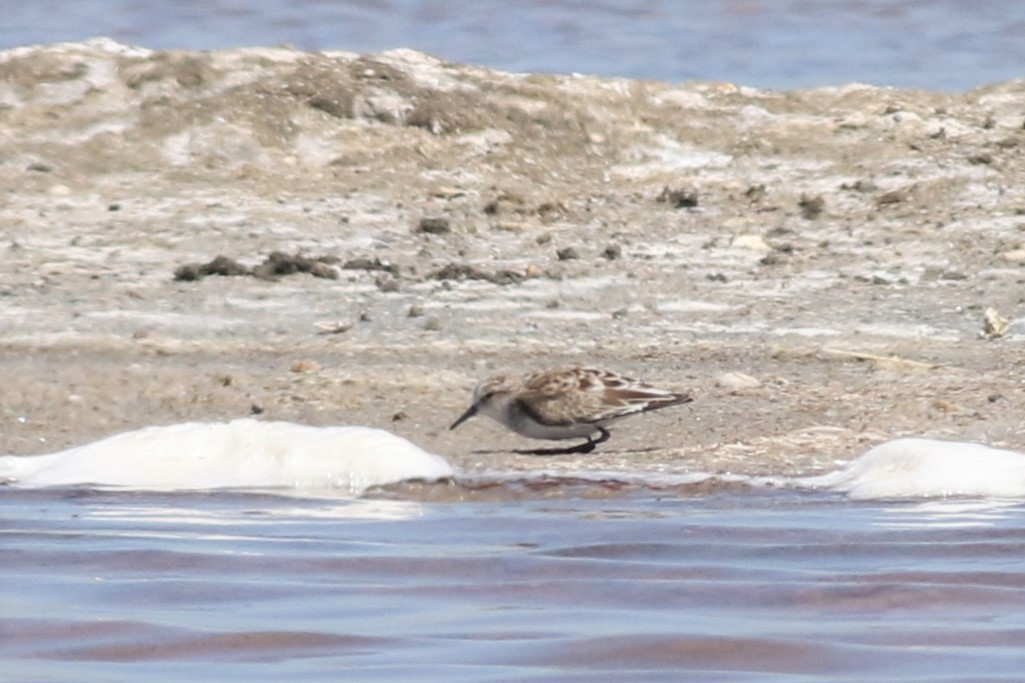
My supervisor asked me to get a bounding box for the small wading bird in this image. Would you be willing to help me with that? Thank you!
[450,366,693,455]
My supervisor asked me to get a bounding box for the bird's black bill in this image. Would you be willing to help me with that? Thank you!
[449,405,478,430]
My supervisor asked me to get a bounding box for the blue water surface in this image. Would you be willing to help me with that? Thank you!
[1,0,1024,90]
[3,486,1024,681]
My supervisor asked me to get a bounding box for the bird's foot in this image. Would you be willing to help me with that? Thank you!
[514,428,610,456]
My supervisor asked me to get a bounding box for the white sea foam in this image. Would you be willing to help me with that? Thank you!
[796,438,1025,500]
[4,422,1024,502]
[494,438,1025,502]
[0,419,454,495]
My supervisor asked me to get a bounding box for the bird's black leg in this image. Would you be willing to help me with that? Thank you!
[514,427,612,456]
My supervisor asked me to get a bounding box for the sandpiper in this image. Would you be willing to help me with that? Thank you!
[450,366,693,454]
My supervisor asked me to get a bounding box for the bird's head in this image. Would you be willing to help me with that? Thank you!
[449,374,517,430]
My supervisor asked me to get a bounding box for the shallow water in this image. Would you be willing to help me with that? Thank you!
[4,484,1025,681]
[3,0,1025,90]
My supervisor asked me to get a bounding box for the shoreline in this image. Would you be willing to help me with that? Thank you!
[2,40,1024,476]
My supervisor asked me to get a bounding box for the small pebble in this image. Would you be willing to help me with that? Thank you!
[798,193,825,219]
[657,185,699,208]
[417,217,451,234]
[290,359,322,373]
[716,372,761,389]
[731,234,771,251]
[981,307,1010,339]
[375,275,400,292]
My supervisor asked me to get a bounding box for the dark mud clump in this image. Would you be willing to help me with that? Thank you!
[173,255,249,281]
[657,185,699,209]
[342,257,400,277]
[173,252,340,282]
[430,262,525,285]
[415,217,451,234]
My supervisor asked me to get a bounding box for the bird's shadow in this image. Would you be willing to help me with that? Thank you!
[469,446,661,457]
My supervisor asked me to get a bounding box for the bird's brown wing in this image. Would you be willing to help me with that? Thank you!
[588,386,693,422]
[519,367,692,425]
[515,368,606,426]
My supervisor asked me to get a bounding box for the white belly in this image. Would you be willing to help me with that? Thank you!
[509,414,601,440]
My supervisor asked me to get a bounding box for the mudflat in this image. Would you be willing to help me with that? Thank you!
[2,39,1023,477]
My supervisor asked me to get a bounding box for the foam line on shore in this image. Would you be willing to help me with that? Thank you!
[0,418,454,495]
[4,424,1025,501]
[793,438,1025,500]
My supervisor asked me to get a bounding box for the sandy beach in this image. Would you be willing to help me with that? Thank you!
[2,39,1024,478]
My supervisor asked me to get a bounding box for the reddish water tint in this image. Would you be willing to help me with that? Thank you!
[3,483,1025,681]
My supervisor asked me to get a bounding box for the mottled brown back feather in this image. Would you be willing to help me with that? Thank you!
[513,397,574,428]
[497,367,693,428]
